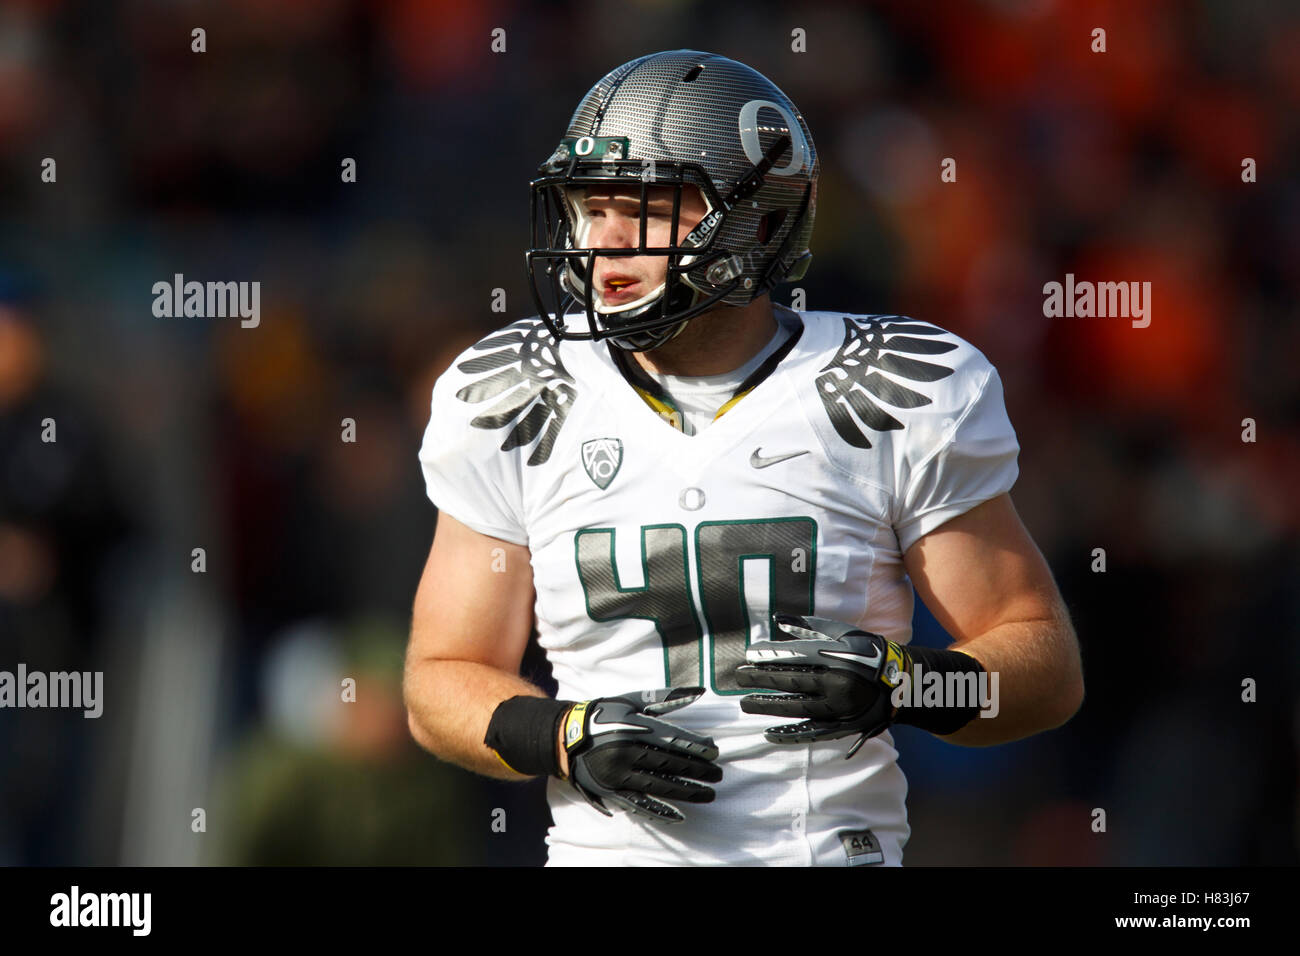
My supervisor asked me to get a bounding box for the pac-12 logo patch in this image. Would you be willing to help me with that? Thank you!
[839,828,884,866]
[581,438,623,490]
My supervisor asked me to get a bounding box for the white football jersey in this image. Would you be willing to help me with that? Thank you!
[418,307,1020,866]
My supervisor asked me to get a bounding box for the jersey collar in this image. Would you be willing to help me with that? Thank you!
[606,306,805,433]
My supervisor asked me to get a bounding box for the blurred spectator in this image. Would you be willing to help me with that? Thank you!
[0,277,139,863]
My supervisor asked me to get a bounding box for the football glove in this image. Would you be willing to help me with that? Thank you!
[562,686,721,824]
[736,612,913,758]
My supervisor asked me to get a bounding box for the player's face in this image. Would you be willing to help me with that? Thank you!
[575,185,708,308]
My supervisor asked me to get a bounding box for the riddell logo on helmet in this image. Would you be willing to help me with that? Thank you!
[685,209,724,247]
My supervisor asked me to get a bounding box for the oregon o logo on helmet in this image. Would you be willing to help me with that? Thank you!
[575,136,595,156]
[738,99,810,176]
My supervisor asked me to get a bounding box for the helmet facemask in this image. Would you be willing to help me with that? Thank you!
[527,146,738,351]
[525,50,818,351]
[527,130,804,350]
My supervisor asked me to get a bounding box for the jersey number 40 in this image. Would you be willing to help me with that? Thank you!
[575,518,817,695]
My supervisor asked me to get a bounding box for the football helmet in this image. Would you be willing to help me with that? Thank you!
[526,50,819,351]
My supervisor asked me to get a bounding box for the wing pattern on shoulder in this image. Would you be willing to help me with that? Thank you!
[815,316,957,449]
[454,318,577,466]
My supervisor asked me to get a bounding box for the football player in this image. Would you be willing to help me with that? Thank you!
[404,50,1083,866]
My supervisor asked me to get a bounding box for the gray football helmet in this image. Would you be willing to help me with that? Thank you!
[526,50,819,351]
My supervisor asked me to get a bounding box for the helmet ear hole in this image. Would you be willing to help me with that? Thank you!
[756,208,787,245]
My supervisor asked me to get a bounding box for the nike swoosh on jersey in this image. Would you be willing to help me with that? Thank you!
[750,447,810,468]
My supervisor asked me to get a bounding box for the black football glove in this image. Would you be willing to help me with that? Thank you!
[562,687,722,824]
[737,612,914,758]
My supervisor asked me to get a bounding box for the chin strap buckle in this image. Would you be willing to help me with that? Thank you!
[706,255,743,284]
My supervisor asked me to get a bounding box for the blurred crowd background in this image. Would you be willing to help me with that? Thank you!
[0,0,1296,866]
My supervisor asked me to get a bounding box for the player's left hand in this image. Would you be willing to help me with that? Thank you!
[736,612,914,758]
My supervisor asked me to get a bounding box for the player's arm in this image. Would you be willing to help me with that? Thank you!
[738,493,1082,752]
[403,511,547,780]
[900,492,1083,746]
[404,511,722,820]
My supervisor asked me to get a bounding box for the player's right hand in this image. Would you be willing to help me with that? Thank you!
[560,687,721,824]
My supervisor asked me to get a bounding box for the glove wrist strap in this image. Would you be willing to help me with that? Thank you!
[483,695,574,777]
[891,646,986,736]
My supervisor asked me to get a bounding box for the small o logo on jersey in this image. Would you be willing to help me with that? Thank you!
[678,487,706,511]
[582,438,623,490]
[738,99,810,176]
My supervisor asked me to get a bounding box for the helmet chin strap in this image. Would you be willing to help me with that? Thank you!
[559,258,685,349]
[607,315,690,352]
[603,277,702,351]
